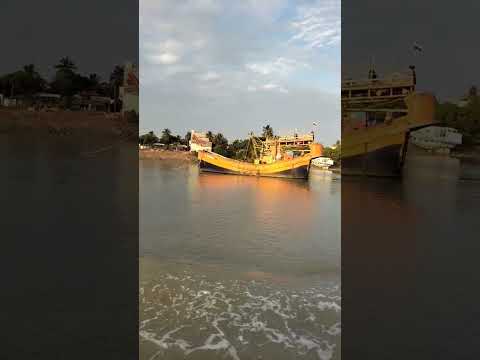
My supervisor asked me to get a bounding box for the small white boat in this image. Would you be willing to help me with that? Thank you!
[409,126,462,152]
[311,157,334,169]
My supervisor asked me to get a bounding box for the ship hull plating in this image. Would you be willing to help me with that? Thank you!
[199,160,310,179]
[341,144,404,177]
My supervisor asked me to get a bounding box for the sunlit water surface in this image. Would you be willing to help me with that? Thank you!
[140,162,340,360]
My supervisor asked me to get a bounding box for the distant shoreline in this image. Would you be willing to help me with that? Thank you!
[139,149,197,162]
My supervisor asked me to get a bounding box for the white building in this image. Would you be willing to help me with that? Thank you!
[189,130,212,152]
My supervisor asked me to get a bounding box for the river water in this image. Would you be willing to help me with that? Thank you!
[342,154,480,359]
[139,161,341,360]
[2,135,138,359]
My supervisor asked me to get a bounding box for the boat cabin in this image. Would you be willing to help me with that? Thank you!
[342,66,416,131]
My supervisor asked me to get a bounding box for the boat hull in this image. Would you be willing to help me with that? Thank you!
[341,92,437,177]
[197,148,322,180]
[341,143,404,177]
[199,160,310,179]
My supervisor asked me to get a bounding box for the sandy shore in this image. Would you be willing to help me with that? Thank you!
[139,149,197,162]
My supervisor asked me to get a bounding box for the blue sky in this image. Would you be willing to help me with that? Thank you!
[140,0,340,146]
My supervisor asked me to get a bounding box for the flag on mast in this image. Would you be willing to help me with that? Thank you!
[413,42,423,52]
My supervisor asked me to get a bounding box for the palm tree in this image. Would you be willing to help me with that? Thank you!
[23,64,36,76]
[110,65,124,86]
[206,131,214,143]
[468,85,478,98]
[55,57,77,72]
[262,124,274,138]
[89,73,100,86]
[21,64,44,96]
[161,128,172,144]
[139,131,159,145]
[213,133,228,146]
[110,65,124,111]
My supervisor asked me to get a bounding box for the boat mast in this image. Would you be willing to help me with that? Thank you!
[368,55,377,80]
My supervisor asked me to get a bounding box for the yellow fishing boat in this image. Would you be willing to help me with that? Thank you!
[197,133,323,179]
[342,65,436,176]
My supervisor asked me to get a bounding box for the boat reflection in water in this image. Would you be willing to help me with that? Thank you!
[197,170,314,229]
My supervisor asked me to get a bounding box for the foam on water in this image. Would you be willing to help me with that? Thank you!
[140,270,341,359]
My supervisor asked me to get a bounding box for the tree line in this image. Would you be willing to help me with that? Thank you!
[0,57,125,108]
[322,140,341,164]
[139,129,189,147]
[139,125,276,159]
[139,125,343,162]
[436,85,480,145]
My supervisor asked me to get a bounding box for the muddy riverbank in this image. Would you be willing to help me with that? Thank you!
[139,149,197,162]
[0,108,137,141]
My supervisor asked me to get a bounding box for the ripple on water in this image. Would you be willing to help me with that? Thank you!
[140,271,341,360]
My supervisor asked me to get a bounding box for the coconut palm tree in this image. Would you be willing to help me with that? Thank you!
[206,131,214,143]
[22,64,45,94]
[161,128,172,144]
[55,57,77,72]
[89,73,100,87]
[23,64,36,76]
[262,124,274,138]
[110,65,124,111]
[110,65,124,86]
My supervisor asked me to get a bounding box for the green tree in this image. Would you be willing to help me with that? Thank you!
[212,133,229,156]
[51,57,78,100]
[184,131,192,145]
[213,144,229,156]
[110,65,124,111]
[139,131,159,145]
[0,64,45,97]
[323,141,341,163]
[206,131,214,143]
[170,134,182,144]
[436,101,459,126]
[227,139,249,159]
[436,88,480,143]
[469,85,478,98]
[88,73,101,89]
[110,65,124,87]
[262,124,274,138]
[160,128,172,144]
[54,57,77,72]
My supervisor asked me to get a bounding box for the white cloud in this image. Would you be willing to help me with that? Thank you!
[289,0,340,49]
[143,39,185,65]
[247,82,288,94]
[262,83,288,93]
[246,57,309,76]
[140,0,339,143]
[149,53,179,65]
